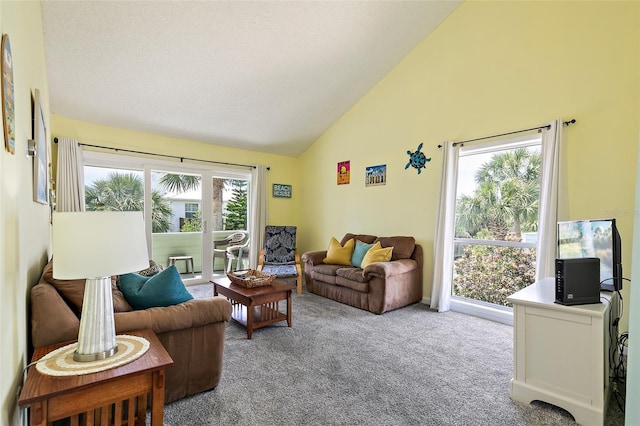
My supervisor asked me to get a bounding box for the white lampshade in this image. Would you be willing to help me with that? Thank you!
[52,211,149,362]
[53,211,149,279]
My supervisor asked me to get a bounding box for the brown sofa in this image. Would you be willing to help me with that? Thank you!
[302,234,423,314]
[30,260,232,403]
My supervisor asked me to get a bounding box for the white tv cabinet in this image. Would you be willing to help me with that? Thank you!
[507,277,615,426]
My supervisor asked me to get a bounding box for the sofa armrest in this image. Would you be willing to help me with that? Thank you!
[301,250,327,266]
[31,282,81,348]
[115,296,232,335]
[363,259,418,280]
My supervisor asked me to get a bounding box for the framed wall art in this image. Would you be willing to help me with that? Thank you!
[1,34,15,154]
[365,164,386,187]
[337,161,350,185]
[32,89,48,204]
[273,183,292,198]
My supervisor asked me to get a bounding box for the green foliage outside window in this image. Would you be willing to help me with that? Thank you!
[224,180,247,231]
[453,238,537,306]
[181,210,202,232]
[85,172,172,233]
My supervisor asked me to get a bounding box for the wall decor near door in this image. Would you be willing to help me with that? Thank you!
[365,164,386,187]
[337,161,350,185]
[1,34,15,154]
[272,183,292,198]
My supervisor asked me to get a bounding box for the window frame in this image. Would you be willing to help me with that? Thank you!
[450,133,542,323]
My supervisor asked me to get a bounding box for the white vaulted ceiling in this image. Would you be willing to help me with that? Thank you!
[42,1,461,157]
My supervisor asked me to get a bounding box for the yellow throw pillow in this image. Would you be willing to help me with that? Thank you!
[361,241,393,268]
[323,237,355,266]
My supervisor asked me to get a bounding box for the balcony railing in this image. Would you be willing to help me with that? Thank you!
[151,231,246,274]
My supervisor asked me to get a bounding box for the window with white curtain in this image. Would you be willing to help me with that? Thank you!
[451,134,542,320]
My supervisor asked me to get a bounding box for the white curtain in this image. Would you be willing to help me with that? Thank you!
[535,119,563,281]
[430,141,459,312]
[248,165,267,268]
[56,137,85,212]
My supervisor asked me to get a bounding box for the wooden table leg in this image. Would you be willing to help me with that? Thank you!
[287,291,292,327]
[151,370,165,425]
[247,303,254,339]
[31,400,46,426]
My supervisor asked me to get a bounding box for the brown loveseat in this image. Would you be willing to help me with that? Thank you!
[302,234,423,314]
[30,260,232,403]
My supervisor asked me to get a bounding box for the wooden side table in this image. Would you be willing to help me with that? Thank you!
[18,329,173,426]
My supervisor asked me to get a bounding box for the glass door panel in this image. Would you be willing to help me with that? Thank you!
[212,177,250,275]
[150,170,203,282]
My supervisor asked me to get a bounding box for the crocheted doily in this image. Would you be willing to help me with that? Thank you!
[35,335,150,376]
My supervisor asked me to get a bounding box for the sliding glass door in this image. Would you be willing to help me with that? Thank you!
[83,151,252,284]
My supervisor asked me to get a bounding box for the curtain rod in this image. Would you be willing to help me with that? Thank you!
[53,137,269,170]
[437,119,576,148]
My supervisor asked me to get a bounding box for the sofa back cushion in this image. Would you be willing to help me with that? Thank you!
[374,236,416,260]
[41,260,133,313]
[341,233,376,246]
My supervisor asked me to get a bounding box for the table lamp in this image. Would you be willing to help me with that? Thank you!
[52,211,149,362]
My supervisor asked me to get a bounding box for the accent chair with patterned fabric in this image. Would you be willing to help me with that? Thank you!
[257,225,302,294]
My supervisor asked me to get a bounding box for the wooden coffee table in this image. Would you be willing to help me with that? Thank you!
[212,277,292,339]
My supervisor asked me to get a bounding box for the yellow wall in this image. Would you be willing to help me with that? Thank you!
[0,2,52,425]
[51,116,301,227]
[298,0,639,329]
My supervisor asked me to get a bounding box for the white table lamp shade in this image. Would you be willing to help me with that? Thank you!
[53,211,149,279]
[51,211,149,362]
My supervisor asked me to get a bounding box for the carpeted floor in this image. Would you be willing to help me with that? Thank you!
[164,282,625,426]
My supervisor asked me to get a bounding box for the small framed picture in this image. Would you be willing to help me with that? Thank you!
[337,161,350,185]
[2,34,15,154]
[365,164,386,187]
[273,183,292,198]
[32,89,48,204]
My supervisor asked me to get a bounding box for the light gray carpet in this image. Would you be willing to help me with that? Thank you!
[166,283,624,426]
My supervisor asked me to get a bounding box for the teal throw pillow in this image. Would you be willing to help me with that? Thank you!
[351,240,374,268]
[118,265,193,310]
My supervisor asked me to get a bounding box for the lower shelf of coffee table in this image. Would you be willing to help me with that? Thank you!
[230,301,287,330]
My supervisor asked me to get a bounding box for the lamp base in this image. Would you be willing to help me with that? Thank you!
[73,345,118,362]
[74,276,118,362]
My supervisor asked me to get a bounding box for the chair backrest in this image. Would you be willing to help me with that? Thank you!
[264,226,297,265]
[226,231,247,245]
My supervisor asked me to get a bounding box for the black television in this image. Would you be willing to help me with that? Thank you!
[557,218,623,292]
